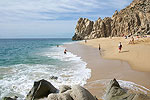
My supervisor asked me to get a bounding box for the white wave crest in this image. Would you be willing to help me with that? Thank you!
[0,46,91,99]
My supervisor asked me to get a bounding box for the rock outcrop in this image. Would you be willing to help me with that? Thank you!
[89,17,112,39]
[72,0,150,40]
[72,18,94,40]
[50,76,58,80]
[105,78,150,100]
[26,79,58,100]
[48,85,97,100]
[26,79,97,100]
[4,79,150,100]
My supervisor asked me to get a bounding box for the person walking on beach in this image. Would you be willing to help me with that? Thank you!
[99,44,101,51]
[118,42,122,53]
[64,49,67,54]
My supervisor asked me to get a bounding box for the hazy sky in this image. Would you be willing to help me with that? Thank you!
[0,0,132,38]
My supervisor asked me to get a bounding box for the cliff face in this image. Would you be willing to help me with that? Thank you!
[72,0,150,40]
[72,18,94,40]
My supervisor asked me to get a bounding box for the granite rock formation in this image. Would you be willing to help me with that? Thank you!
[105,78,150,100]
[47,85,97,100]
[26,79,58,100]
[72,18,94,40]
[72,0,150,40]
[3,79,150,100]
[25,79,97,100]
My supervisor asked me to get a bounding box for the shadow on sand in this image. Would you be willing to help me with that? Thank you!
[120,50,129,53]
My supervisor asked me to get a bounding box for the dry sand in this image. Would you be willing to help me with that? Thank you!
[81,36,150,72]
[65,37,150,99]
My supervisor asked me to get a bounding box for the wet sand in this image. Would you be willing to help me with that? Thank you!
[65,43,150,99]
[81,37,150,72]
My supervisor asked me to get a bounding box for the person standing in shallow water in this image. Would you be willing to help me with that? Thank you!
[64,49,67,54]
[118,42,122,53]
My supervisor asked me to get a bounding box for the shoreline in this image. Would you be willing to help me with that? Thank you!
[81,37,150,72]
[65,42,150,99]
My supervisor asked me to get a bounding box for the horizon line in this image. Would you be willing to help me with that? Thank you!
[0,37,72,39]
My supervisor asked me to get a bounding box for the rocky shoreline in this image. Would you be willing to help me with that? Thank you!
[72,0,150,40]
[3,79,150,100]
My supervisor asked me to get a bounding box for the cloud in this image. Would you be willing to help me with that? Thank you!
[0,20,76,38]
[0,0,133,22]
[0,0,133,38]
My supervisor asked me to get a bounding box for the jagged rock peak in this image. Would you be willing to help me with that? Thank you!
[72,18,94,40]
[72,0,150,40]
[110,78,120,88]
[112,10,118,19]
[105,79,150,100]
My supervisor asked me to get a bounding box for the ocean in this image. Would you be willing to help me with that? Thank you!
[0,38,91,99]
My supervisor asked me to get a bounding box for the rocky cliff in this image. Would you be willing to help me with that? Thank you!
[72,0,150,40]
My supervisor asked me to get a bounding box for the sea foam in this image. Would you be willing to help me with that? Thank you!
[0,46,91,99]
[86,79,150,95]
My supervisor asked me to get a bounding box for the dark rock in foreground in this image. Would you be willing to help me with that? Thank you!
[26,79,58,100]
[26,79,97,100]
[50,76,58,80]
[4,79,150,100]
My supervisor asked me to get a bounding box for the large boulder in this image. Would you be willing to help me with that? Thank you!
[69,85,96,100]
[26,79,57,100]
[47,85,97,100]
[105,79,150,100]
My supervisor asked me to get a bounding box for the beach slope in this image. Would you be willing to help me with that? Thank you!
[81,37,150,72]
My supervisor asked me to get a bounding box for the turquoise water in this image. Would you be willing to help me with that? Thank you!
[0,38,91,99]
[0,38,71,66]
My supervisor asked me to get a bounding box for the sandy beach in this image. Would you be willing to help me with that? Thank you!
[65,37,150,99]
[81,36,150,72]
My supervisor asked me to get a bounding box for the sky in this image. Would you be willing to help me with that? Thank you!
[0,0,133,38]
